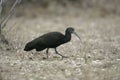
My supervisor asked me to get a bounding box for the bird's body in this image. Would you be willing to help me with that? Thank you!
[24,32,71,51]
[24,27,80,59]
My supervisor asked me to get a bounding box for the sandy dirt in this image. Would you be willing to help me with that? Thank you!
[0,5,120,80]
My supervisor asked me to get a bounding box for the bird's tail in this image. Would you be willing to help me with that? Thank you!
[24,41,35,51]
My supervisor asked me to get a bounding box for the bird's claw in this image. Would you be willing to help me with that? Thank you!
[61,56,68,59]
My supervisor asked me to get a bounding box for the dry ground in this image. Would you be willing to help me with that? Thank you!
[0,5,120,80]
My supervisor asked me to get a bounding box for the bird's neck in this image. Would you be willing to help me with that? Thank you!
[64,32,71,42]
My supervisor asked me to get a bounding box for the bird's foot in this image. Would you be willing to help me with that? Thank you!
[61,56,68,60]
[42,57,48,60]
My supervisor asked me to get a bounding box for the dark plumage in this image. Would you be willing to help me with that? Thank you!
[24,27,80,59]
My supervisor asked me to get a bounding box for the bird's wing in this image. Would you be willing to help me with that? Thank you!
[27,32,64,49]
[39,32,65,46]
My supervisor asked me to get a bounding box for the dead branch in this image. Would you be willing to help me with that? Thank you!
[0,0,21,45]
[0,0,21,29]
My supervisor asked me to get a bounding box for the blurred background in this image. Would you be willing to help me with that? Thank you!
[2,0,120,17]
[0,0,120,80]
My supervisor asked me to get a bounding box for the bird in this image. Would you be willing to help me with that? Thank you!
[24,27,80,59]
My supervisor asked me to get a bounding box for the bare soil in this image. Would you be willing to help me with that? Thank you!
[0,5,120,80]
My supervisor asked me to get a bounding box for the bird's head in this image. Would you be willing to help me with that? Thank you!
[66,27,75,33]
[66,27,81,40]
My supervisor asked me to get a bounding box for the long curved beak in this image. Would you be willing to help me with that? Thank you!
[73,32,81,40]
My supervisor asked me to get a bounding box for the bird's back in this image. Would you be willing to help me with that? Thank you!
[24,32,65,51]
[35,32,65,47]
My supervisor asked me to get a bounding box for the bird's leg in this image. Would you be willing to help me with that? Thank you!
[55,48,68,59]
[46,48,49,58]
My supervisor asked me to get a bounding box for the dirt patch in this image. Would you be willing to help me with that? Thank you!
[0,4,120,80]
